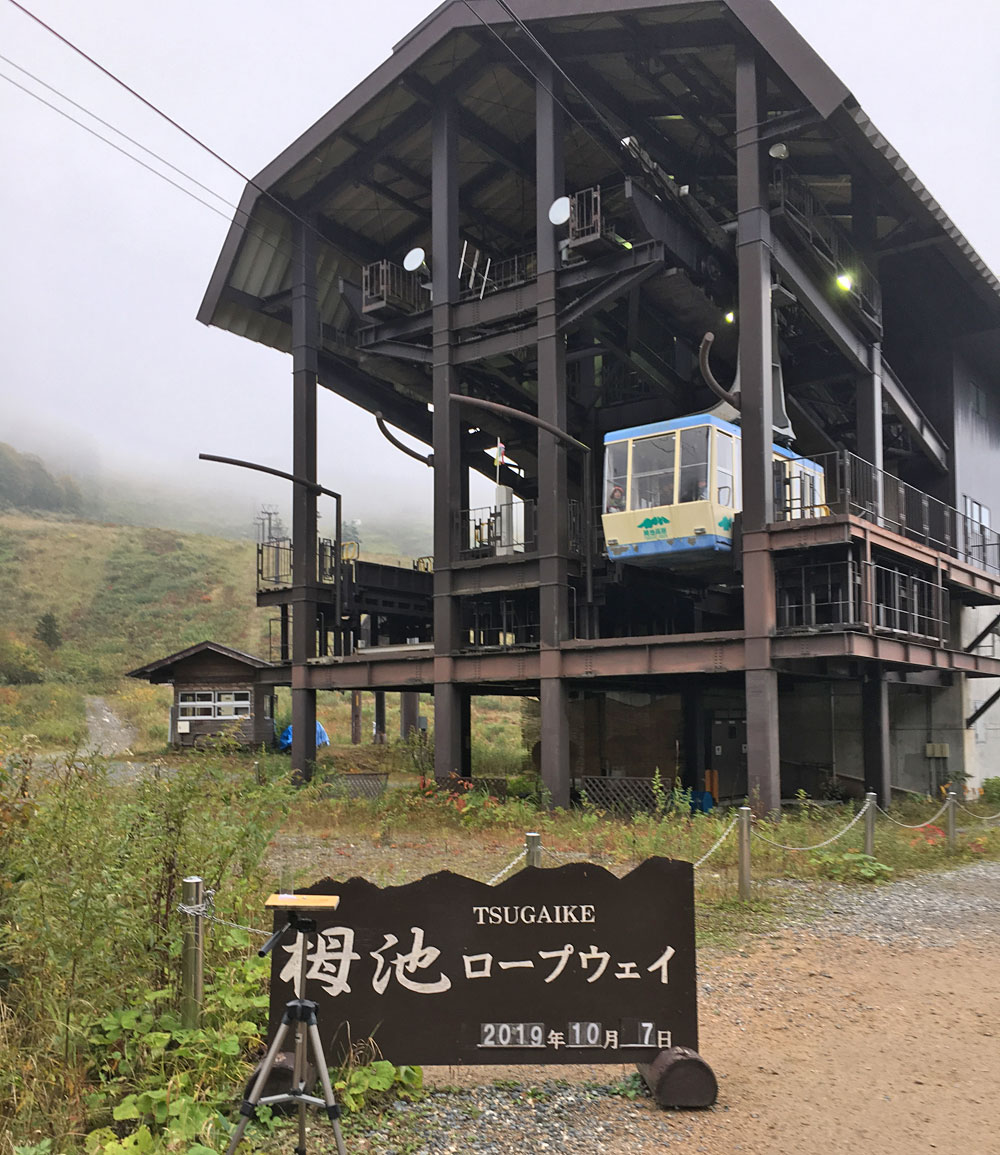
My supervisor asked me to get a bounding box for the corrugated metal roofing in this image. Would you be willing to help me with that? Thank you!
[198,0,1000,362]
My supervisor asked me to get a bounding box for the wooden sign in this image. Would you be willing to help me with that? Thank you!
[267,858,698,1066]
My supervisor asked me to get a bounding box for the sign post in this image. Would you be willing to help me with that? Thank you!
[266,858,716,1106]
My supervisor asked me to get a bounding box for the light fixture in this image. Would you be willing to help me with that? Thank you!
[724,311,735,324]
[403,246,427,273]
[548,196,571,226]
[768,142,789,160]
[836,272,854,292]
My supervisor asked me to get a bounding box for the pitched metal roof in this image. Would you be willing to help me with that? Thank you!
[198,0,1000,354]
[127,641,274,680]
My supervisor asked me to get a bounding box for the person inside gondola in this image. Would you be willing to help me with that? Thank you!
[607,484,626,512]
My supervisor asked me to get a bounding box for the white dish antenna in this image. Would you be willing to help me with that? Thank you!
[403,246,426,272]
[548,196,571,226]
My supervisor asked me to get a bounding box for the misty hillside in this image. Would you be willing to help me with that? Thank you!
[0,513,272,685]
[0,443,84,516]
[0,440,432,553]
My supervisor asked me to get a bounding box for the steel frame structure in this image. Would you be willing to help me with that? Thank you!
[200,1,1000,809]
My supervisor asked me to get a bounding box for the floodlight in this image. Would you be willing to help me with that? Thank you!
[403,246,427,272]
[548,196,571,226]
[768,142,789,160]
[836,272,854,292]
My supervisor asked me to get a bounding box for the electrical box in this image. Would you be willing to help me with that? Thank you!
[177,720,190,735]
[924,742,949,758]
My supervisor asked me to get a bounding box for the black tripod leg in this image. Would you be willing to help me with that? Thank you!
[225,1021,291,1155]
[308,1022,347,1155]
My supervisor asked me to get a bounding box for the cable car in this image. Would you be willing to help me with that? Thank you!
[601,414,825,570]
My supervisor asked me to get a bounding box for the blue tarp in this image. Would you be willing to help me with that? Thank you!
[277,721,330,752]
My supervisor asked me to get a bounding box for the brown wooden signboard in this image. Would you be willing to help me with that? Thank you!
[268,858,698,1066]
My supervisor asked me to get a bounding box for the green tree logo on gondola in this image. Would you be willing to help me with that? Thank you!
[637,516,670,529]
[718,516,733,531]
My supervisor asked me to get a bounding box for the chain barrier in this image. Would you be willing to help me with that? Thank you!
[693,815,739,868]
[876,798,950,830]
[956,801,1000,823]
[486,851,527,886]
[751,798,871,852]
[176,890,271,938]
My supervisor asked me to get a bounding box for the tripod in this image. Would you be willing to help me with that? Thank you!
[226,906,347,1155]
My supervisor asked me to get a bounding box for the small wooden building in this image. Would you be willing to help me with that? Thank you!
[128,641,278,748]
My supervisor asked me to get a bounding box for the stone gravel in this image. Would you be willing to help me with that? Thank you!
[767,859,1000,946]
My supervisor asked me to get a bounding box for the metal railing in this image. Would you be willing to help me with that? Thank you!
[258,539,292,587]
[776,558,950,644]
[774,451,1000,576]
[771,164,881,324]
[458,500,537,560]
[458,250,537,301]
[362,259,429,315]
[258,537,343,589]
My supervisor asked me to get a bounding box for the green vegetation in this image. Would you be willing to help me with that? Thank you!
[0,741,293,1153]
[0,444,83,516]
[0,513,273,750]
[3,736,999,1153]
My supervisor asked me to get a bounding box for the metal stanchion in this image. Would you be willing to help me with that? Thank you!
[946,791,957,851]
[525,831,542,868]
[864,792,877,858]
[737,807,751,901]
[181,876,204,1029]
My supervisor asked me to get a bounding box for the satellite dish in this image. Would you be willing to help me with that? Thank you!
[403,246,426,272]
[548,196,571,226]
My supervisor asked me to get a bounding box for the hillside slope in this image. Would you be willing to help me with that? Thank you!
[0,513,272,683]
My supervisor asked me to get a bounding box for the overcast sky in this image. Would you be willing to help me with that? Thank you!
[2,0,998,529]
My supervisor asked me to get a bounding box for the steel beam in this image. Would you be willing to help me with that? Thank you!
[770,234,948,471]
[431,96,464,782]
[534,60,571,809]
[290,218,319,780]
[861,665,891,806]
[736,47,780,816]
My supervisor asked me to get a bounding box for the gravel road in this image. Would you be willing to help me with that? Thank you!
[269,860,1000,1155]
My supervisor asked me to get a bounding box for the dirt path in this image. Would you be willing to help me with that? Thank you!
[84,695,136,757]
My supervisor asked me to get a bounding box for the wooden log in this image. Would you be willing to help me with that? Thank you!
[637,1046,718,1108]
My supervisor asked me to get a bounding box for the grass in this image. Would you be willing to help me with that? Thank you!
[0,513,277,750]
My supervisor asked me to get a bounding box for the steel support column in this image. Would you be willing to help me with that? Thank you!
[536,62,570,808]
[861,665,891,806]
[736,47,780,815]
[853,179,884,487]
[431,96,463,782]
[400,691,420,740]
[290,217,318,780]
[373,690,386,744]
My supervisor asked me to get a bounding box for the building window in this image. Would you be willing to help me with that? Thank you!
[963,496,990,528]
[970,380,986,420]
[178,690,251,718]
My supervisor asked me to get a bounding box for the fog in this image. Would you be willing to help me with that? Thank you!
[3,0,999,541]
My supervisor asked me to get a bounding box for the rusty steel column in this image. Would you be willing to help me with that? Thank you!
[862,666,891,807]
[399,691,419,740]
[736,46,780,815]
[373,691,387,745]
[290,216,319,781]
[431,95,463,782]
[351,690,363,745]
[536,61,570,808]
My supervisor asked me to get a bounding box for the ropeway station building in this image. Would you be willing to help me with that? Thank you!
[199,0,1000,811]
